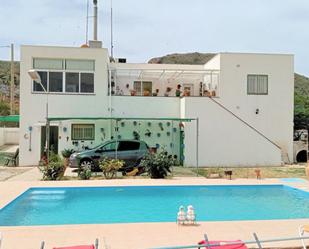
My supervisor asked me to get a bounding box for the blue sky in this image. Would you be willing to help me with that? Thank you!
[0,0,309,75]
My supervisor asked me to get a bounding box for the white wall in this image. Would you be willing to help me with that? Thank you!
[20,45,110,166]
[208,53,294,163]
[181,97,282,167]
[0,128,19,146]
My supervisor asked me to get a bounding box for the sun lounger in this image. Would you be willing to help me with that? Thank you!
[299,225,309,249]
[40,239,98,249]
[198,240,248,249]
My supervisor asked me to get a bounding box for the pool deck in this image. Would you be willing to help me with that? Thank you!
[1,177,309,249]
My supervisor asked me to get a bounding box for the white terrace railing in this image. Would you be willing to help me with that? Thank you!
[108,67,220,98]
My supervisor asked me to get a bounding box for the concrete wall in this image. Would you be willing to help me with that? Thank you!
[20,45,110,166]
[209,53,294,163]
[181,97,282,167]
[0,128,19,146]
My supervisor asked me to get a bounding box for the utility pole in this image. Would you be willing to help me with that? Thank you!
[10,43,14,115]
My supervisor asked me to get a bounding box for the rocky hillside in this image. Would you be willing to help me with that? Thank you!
[148,52,216,65]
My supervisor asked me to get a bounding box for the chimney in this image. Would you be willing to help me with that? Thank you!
[93,0,98,40]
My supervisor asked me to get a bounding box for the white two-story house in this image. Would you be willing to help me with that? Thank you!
[19,44,294,167]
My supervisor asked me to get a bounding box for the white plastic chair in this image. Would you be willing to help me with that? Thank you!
[299,225,309,249]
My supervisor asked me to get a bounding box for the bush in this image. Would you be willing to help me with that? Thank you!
[99,158,124,179]
[61,149,75,158]
[78,165,92,180]
[140,150,174,179]
[39,151,65,180]
[39,161,65,181]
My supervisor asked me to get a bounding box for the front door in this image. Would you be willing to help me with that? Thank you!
[41,126,59,158]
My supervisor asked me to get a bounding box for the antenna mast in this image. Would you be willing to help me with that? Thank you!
[111,0,114,59]
[85,0,89,44]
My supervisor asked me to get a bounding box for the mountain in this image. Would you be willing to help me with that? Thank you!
[148,53,309,130]
[148,52,216,65]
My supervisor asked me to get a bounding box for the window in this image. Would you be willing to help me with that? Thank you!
[81,73,94,93]
[66,73,79,93]
[102,142,118,152]
[71,124,95,140]
[247,75,268,95]
[118,141,140,151]
[33,71,47,92]
[66,59,95,71]
[133,81,152,95]
[33,58,63,70]
[32,58,95,94]
[49,72,63,92]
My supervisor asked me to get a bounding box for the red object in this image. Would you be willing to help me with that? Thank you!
[198,240,247,249]
[53,246,95,249]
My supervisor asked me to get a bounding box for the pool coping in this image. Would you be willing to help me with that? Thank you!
[1,177,309,249]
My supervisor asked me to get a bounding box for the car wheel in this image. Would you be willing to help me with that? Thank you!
[80,159,93,169]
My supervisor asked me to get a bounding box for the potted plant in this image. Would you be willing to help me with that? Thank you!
[152,89,159,96]
[140,150,174,179]
[130,89,137,96]
[61,149,75,168]
[143,90,150,96]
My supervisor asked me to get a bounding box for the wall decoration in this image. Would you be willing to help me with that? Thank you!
[133,131,140,140]
[159,122,164,131]
[145,129,152,137]
[173,127,177,132]
[63,127,67,133]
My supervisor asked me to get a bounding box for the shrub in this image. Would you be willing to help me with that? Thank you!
[61,149,75,158]
[99,158,124,179]
[140,150,174,179]
[39,161,65,181]
[78,165,92,180]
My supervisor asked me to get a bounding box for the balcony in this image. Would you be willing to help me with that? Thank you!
[108,64,220,98]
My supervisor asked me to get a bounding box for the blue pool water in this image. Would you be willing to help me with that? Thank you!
[1,185,309,226]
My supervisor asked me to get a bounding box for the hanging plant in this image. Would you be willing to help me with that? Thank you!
[121,122,125,127]
[157,133,161,137]
[170,142,173,148]
[133,131,140,140]
[147,122,152,127]
[145,129,152,137]
[167,131,171,136]
[156,144,160,148]
[173,127,177,132]
[117,135,122,139]
[159,122,164,131]
[167,122,171,127]
[133,121,138,126]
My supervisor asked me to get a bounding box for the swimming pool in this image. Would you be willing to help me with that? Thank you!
[1,185,309,226]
